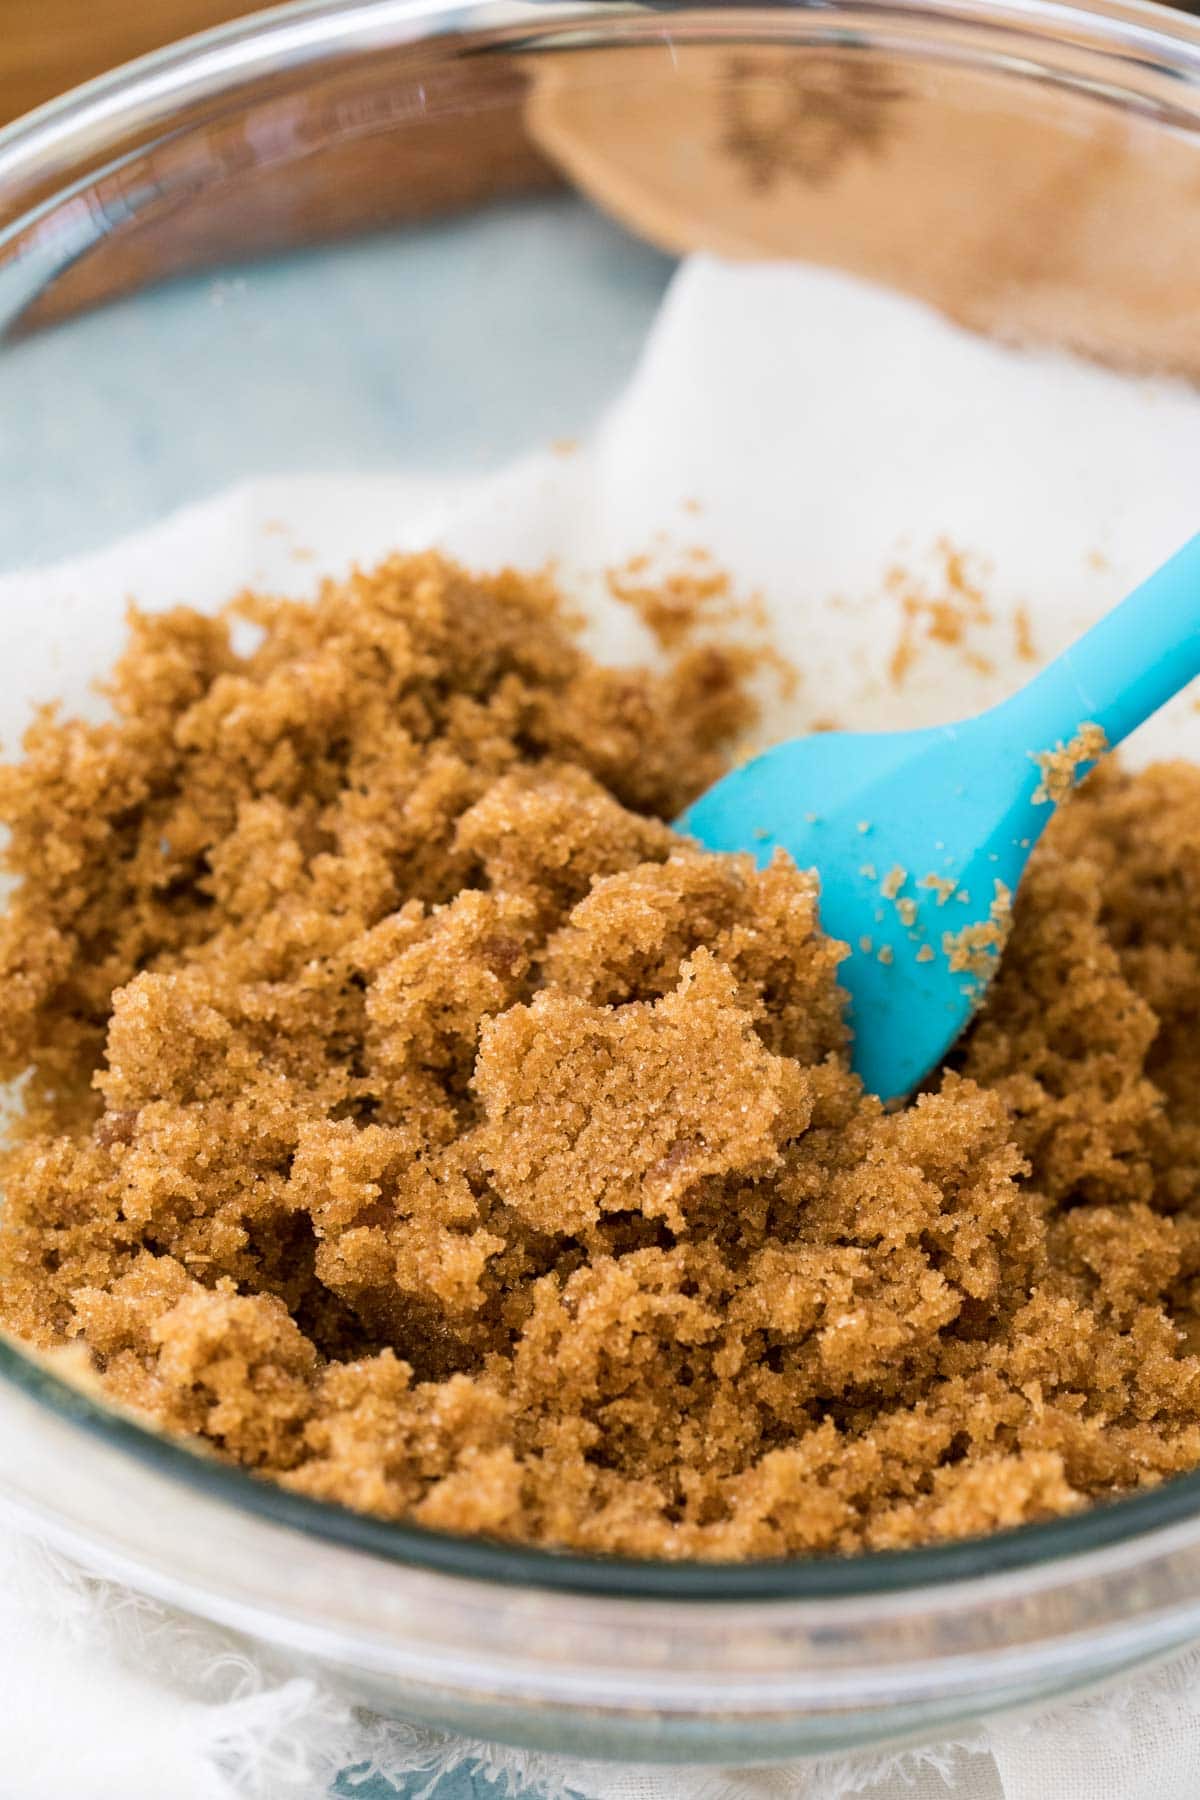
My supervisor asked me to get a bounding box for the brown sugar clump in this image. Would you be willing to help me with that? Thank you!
[942,879,1013,983]
[1031,721,1109,805]
[5,550,1200,1562]
[474,951,813,1236]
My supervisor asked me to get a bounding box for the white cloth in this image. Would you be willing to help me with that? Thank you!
[3,256,1200,1799]
[5,255,1200,761]
[3,1526,1200,1800]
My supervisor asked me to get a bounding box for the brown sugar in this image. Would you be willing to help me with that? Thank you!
[606,550,799,705]
[942,879,1014,982]
[606,558,734,651]
[922,871,957,906]
[1013,604,1038,664]
[4,551,1200,1562]
[885,539,994,688]
[1032,721,1109,805]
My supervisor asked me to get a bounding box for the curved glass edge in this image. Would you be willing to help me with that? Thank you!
[0,0,572,201]
[7,1334,1200,1600]
[2,0,1200,195]
[2,0,1200,1603]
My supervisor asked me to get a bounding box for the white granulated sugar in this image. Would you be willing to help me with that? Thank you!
[2,254,1198,767]
[561,256,1200,758]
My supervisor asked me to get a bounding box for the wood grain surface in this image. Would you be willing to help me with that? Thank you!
[0,0,255,125]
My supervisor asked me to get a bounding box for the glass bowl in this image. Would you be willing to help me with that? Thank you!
[4,0,1200,1763]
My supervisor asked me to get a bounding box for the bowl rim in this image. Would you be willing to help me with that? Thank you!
[13,1329,1200,1602]
[4,0,1200,206]
[4,0,1200,1603]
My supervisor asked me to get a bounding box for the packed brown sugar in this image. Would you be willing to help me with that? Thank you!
[3,551,1200,1562]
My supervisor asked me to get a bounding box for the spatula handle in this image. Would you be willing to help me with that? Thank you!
[995,531,1200,754]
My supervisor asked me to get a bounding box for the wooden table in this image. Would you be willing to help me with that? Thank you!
[0,0,254,125]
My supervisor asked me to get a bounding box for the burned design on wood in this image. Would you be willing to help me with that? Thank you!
[719,53,905,192]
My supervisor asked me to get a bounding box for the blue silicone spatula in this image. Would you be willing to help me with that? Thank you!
[678,532,1200,1103]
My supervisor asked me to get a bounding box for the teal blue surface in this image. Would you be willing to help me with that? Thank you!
[0,194,672,572]
[680,530,1200,1100]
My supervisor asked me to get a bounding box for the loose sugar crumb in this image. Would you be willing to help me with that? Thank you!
[1032,723,1109,805]
[942,880,1014,980]
[886,539,993,689]
[606,552,799,705]
[922,872,957,906]
[1013,605,1037,663]
[607,560,734,650]
[2,553,1200,1564]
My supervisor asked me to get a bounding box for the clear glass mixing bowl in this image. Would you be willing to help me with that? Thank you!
[4,0,1200,1763]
